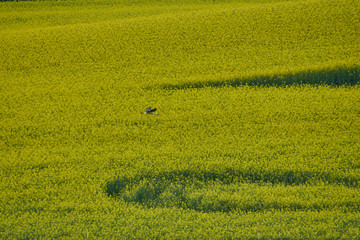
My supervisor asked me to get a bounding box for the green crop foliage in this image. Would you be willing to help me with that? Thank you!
[1,0,359,239]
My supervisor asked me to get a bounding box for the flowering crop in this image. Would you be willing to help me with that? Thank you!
[1,0,359,239]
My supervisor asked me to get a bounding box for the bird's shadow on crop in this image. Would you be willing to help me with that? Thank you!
[157,66,359,90]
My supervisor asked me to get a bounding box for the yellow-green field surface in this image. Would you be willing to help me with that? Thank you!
[1,0,360,239]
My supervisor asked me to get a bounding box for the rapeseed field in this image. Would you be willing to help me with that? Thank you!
[1,0,359,238]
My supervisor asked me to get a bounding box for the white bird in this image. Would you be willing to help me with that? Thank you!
[142,107,159,115]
